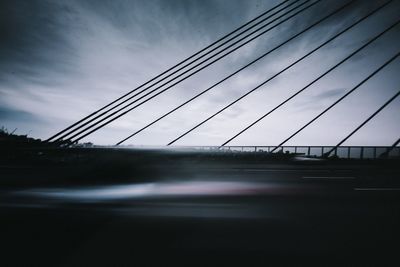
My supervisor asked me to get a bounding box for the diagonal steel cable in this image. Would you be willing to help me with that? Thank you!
[167,1,393,146]
[222,17,399,147]
[324,90,400,157]
[46,0,295,142]
[270,51,400,153]
[116,0,357,146]
[68,0,323,143]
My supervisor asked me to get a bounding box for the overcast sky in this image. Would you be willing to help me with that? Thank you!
[1,0,399,146]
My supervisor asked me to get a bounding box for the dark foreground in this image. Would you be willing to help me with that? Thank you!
[1,148,400,266]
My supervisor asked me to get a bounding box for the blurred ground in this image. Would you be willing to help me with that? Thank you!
[1,148,400,266]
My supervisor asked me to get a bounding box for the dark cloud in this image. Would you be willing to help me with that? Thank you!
[0,1,73,70]
[0,106,40,122]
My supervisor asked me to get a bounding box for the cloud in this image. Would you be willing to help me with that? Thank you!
[314,87,347,99]
[290,87,347,113]
[0,106,41,122]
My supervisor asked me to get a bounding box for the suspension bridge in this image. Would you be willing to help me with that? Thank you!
[42,0,399,158]
[41,0,400,159]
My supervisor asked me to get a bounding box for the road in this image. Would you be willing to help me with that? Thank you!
[1,154,400,266]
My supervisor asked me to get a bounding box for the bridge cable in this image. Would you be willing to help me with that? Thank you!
[45,0,295,142]
[52,0,310,142]
[167,1,394,146]
[67,0,323,143]
[221,17,399,147]
[391,138,400,149]
[387,137,400,155]
[269,50,400,153]
[116,0,357,145]
[378,137,400,158]
[64,0,317,143]
[324,90,400,157]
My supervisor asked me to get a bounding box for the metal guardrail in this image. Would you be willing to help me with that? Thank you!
[183,146,400,159]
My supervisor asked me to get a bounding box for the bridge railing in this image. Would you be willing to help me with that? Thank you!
[184,146,400,159]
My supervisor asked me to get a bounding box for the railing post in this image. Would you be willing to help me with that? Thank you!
[307,146,311,156]
[360,147,364,159]
[373,147,377,159]
[255,146,257,152]
[348,147,351,159]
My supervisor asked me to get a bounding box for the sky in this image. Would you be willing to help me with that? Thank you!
[0,0,399,146]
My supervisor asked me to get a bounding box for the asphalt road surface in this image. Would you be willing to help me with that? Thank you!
[1,153,400,266]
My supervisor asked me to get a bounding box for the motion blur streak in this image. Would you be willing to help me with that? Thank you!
[17,180,317,200]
